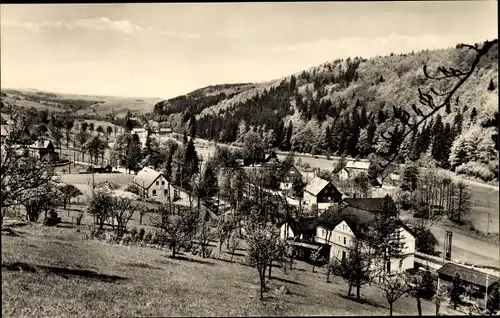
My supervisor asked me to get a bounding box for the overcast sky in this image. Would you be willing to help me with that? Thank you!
[1,2,497,98]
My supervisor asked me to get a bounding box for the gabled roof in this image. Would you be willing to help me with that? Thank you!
[437,263,499,288]
[1,125,9,137]
[345,160,370,170]
[133,167,164,189]
[29,140,54,149]
[282,163,301,177]
[264,152,279,162]
[304,176,330,196]
[283,216,317,235]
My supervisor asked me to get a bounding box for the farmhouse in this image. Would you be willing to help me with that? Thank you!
[437,263,499,302]
[345,159,370,176]
[28,140,59,162]
[303,176,343,211]
[264,151,280,165]
[280,164,302,191]
[132,167,189,203]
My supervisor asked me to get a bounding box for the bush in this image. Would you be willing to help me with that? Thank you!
[138,228,145,241]
[124,183,142,196]
[413,227,439,256]
[130,227,138,240]
[456,162,495,181]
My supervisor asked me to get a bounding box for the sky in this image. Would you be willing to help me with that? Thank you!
[1,2,497,99]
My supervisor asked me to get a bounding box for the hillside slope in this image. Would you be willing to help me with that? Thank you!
[0,88,162,118]
[153,41,499,181]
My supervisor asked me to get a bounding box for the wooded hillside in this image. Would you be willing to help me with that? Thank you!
[154,42,498,181]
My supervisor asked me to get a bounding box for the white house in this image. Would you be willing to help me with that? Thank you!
[132,167,190,204]
[314,208,416,273]
[337,168,350,181]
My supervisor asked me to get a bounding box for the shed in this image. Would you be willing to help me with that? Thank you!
[437,262,499,295]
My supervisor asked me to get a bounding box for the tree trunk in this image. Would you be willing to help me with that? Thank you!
[389,301,393,316]
[356,283,361,299]
[219,242,223,258]
[259,269,265,300]
[326,268,330,283]
[312,264,316,273]
[268,261,272,279]
[348,280,353,297]
[172,242,176,258]
[435,300,440,316]
[417,297,422,316]
[139,213,143,225]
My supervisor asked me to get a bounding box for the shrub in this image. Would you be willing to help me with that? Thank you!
[124,183,142,196]
[138,228,145,241]
[456,162,495,181]
[144,231,153,243]
[130,227,138,240]
[413,227,439,256]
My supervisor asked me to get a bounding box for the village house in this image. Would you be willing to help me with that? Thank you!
[263,151,280,165]
[158,127,172,135]
[131,167,189,204]
[280,164,302,191]
[345,159,370,176]
[279,217,330,261]
[281,198,416,274]
[337,167,350,181]
[437,262,499,306]
[303,176,343,212]
[28,140,59,162]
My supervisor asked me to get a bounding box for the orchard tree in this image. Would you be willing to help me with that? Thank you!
[407,266,436,316]
[376,271,409,316]
[58,183,83,209]
[246,224,281,300]
[1,111,56,226]
[151,204,198,258]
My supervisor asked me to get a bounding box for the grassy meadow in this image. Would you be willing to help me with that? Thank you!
[2,223,463,318]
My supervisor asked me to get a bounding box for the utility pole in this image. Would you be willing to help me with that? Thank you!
[485,273,489,309]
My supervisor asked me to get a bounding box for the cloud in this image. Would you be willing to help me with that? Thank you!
[1,17,200,38]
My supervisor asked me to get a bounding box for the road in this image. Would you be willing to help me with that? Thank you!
[429,223,500,268]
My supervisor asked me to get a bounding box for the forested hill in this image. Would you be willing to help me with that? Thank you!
[152,41,499,181]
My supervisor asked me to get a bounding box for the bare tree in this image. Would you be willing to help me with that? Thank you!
[109,196,140,238]
[376,271,409,316]
[226,231,241,262]
[150,204,198,258]
[453,181,471,224]
[216,218,234,258]
[197,218,215,258]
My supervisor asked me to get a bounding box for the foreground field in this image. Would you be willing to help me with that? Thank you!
[2,223,461,317]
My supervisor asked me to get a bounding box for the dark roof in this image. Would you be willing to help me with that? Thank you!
[317,205,374,238]
[344,198,385,212]
[284,216,317,235]
[281,164,301,178]
[437,263,499,288]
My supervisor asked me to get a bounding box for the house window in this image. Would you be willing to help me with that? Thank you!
[387,261,391,273]
[343,237,346,245]
[152,190,157,196]
[161,181,165,185]
[164,190,168,195]
[342,251,346,260]
[322,229,326,237]
[156,181,159,185]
